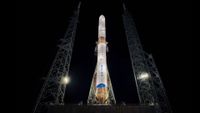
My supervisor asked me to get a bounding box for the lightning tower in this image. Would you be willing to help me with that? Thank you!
[32,2,81,113]
[122,4,172,113]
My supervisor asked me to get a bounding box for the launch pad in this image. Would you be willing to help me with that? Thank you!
[47,104,155,113]
[32,2,172,113]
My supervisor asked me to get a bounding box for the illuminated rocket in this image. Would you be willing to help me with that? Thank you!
[87,15,116,104]
[95,15,108,102]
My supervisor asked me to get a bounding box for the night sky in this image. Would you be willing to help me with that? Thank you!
[16,0,192,113]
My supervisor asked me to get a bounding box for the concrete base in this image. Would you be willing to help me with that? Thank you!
[47,104,155,113]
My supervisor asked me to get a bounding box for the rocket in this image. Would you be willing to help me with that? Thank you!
[95,15,109,103]
[87,14,116,104]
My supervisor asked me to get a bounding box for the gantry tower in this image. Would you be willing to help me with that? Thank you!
[32,2,81,113]
[122,4,172,113]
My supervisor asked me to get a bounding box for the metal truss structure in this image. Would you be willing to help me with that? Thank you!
[146,54,173,113]
[32,2,81,113]
[122,4,172,113]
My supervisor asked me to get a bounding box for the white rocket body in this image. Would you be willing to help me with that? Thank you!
[96,43,107,88]
[95,15,109,102]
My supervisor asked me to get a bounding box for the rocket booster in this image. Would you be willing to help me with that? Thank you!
[95,15,109,103]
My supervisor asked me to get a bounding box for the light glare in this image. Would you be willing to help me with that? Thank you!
[62,76,70,84]
[138,72,149,80]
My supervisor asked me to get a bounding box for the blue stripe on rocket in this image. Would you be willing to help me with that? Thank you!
[96,83,106,88]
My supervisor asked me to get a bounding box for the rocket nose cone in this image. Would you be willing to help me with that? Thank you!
[99,15,105,21]
[98,14,106,38]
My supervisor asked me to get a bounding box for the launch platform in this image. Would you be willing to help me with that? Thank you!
[47,104,155,113]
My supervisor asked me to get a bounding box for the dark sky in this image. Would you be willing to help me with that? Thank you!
[16,0,192,113]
